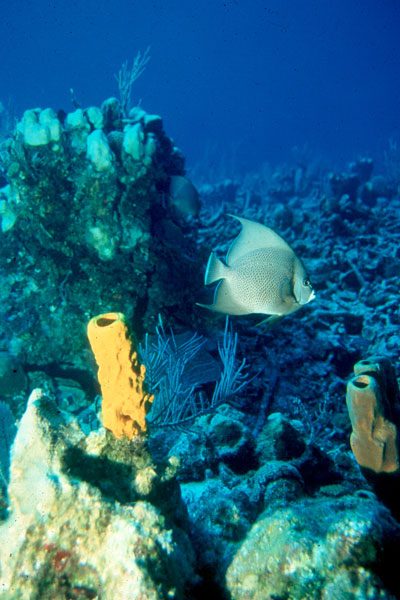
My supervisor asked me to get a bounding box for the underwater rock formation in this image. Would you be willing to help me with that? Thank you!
[0,98,203,367]
[226,494,400,600]
[0,388,195,599]
[0,97,399,598]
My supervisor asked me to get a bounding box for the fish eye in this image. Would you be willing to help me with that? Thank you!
[303,278,310,287]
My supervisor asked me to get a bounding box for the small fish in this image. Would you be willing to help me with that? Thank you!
[198,215,315,324]
[168,175,200,218]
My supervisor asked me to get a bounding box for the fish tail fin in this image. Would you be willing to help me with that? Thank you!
[204,252,227,285]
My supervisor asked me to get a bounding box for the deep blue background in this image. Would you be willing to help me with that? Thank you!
[1,0,399,172]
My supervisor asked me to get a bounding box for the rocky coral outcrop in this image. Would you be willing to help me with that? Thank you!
[0,98,203,367]
[226,494,400,600]
[0,389,195,600]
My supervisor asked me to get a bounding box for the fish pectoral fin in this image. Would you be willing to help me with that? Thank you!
[256,315,285,329]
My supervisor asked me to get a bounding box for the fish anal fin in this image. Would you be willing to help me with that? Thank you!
[198,280,250,315]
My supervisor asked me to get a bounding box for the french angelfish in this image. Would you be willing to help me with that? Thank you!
[198,215,315,325]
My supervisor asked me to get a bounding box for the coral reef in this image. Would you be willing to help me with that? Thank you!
[0,97,203,367]
[226,494,400,599]
[0,388,195,599]
[87,312,153,439]
[1,103,399,598]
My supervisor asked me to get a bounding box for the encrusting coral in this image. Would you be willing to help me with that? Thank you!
[0,388,195,599]
[0,95,203,368]
[87,312,153,439]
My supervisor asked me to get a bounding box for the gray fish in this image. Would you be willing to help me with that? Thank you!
[168,175,200,218]
[198,215,315,322]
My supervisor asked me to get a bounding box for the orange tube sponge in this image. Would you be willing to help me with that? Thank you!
[87,312,153,439]
[346,374,398,473]
[346,356,400,474]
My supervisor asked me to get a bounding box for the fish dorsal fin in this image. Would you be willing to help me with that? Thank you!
[226,215,293,265]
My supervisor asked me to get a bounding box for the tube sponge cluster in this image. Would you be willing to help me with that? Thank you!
[87,312,154,439]
[346,356,400,473]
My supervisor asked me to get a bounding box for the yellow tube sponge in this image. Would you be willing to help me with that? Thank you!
[87,312,153,439]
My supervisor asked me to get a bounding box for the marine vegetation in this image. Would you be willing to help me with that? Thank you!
[140,315,249,429]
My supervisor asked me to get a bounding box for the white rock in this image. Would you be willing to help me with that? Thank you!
[123,123,145,160]
[65,108,88,130]
[86,106,104,130]
[39,108,62,142]
[86,129,113,172]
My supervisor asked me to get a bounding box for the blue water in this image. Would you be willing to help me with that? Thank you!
[1,0,399,171]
